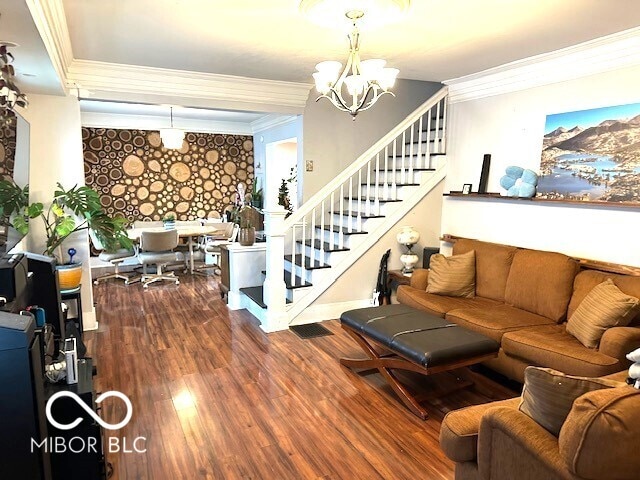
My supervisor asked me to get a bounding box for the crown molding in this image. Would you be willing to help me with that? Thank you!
[250,114,299,134]
[67,60,312,113]
[80,112,254,135]
[444,26,640,104]
[25,0,74,93]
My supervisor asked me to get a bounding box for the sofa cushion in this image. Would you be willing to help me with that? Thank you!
[453,239,518,302]
[519,366,623,436]
[445,305,556,342]
[426,250,476,298]
[504,249,579,322]
[502,324,621,378]
[568,270,640,326]
[396,285,500,317]
[566,279,639,348]
[439,397,521,463]
[559,387,640,480]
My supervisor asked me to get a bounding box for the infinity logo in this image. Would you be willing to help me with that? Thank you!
[46,391,133,431]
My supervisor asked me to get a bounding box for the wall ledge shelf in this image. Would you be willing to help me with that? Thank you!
[443,192,640,209]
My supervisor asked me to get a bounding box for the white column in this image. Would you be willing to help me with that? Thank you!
[262,207,288,332]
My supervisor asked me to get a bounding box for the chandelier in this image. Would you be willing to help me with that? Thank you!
[160,106,185,149]
[311,10,399,119]
[0,42,28,126]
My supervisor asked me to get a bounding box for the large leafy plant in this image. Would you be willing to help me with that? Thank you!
[0,179,132,260]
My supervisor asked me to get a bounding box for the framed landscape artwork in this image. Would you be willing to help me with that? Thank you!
[537,102,640,203]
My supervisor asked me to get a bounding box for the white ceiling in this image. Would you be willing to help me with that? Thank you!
[0,0,62,95]
[60,0,640,83]
[5,0,640,119]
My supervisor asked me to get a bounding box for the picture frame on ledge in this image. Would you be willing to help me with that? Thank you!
[462,184,472,194]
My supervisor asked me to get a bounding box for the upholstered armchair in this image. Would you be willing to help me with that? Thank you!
[439,371,640,480]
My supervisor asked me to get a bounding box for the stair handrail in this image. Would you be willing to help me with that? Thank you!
[283,85,448,229]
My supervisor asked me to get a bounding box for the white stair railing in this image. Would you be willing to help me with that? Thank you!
[262,86,448,321]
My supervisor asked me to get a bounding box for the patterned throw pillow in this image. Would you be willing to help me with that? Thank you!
[519,367,623,436]
[566,278,639,348]
[426,250,475,298]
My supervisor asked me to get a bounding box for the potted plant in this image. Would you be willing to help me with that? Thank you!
[0,179,132,289]
[238,205,256,246]
[163,213,176,229]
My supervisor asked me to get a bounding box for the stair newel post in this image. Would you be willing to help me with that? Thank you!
[441,98,448,154]
[426,108,433,169]
[375,152,380,216]
[409,122,414,181]
[384,145,389,199]
[418,115,424,169]
[262,207,288,332]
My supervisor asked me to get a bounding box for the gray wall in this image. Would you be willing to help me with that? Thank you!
[302,79,443,201]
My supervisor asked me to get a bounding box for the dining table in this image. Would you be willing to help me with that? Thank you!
[127,225,226,274]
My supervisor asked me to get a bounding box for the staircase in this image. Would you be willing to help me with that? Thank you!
[241,86,449,331]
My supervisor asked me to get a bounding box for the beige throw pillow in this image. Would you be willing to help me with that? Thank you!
[426,250,475,298]
[519,366,623,436]
[566,278,639,348]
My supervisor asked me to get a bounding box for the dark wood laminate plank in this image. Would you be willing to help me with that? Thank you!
[86,273,516,479]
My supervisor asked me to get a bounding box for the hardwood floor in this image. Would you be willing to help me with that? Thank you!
[87,274,516,480]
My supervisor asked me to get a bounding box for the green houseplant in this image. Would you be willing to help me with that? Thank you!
[0,179,132,288]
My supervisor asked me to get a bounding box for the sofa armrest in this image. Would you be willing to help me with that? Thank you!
[409,268,429,290]
[598,326,640,363]
[478,407,573,480]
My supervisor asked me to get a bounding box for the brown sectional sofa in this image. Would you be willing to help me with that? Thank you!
[397,238,640,382]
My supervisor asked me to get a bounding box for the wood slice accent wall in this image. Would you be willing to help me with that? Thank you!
[0,122,17,180]
[82,128,254,222]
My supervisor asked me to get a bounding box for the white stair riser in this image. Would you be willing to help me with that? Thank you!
[346,200,391,214]
[284,262,315,280]
[373,170,429,184]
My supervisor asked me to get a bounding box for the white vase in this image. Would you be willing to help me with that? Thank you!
[396,226,420,246]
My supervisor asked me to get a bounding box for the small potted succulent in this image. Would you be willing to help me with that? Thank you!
[163,213,176,229]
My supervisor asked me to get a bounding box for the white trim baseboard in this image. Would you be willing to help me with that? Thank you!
[289,299,373,327]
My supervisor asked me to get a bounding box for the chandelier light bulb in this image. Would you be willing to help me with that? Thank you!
[308,11,399,118]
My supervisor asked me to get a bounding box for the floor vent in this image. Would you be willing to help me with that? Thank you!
[290,323,334,339]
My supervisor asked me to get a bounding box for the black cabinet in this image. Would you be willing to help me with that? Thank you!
[44,358,106,480]
[0,312,52,480]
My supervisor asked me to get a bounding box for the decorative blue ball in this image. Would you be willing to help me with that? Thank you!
[68,247,77,264]
[499,166,539,198]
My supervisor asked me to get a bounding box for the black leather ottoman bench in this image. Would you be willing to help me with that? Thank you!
[340,304,499,419]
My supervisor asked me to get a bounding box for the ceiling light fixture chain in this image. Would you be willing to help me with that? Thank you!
[312,9,399,119]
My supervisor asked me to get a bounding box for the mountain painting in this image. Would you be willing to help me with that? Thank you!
[538,102,640,203]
